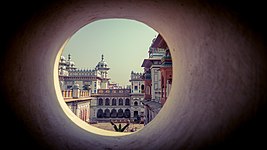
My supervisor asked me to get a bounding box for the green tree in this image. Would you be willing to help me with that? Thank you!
[110,120,130,132]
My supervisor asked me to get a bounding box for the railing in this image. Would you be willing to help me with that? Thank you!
[149,48,166,53]
[62,90,91,98]
[79,90,90,97]
[161,55,172,62]
[62,90,73,98]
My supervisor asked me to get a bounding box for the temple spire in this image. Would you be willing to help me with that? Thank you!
[68,54,71,61]
[101,54,104,61]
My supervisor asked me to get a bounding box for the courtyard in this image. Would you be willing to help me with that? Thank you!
[90,122,145,132]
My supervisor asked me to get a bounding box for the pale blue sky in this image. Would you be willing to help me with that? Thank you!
[62,19,158,87]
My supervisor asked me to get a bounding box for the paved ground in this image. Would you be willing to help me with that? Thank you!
[90,122,145,132]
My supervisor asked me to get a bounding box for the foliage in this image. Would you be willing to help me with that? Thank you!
[110,120,130,132]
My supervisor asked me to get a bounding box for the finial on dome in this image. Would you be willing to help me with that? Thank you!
[101,54,104,61]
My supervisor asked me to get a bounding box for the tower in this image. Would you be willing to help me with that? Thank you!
[129,71,145,120]
[95,54,110,89]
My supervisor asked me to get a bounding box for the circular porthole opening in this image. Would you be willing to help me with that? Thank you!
[56,18,173,133]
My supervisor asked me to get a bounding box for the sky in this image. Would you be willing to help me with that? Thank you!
[62,19,158,87]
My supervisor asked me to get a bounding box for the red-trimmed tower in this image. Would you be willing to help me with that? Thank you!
[160,49,172,105]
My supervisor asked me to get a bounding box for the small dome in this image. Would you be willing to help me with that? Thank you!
[69,61,75,67]
[97,61,108,68]
[96,54,108,69]
[60,56,66,61]
[60,56,66,63]
[70,61,75,65]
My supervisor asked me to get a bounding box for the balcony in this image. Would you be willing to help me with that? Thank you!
[161,55,172,67]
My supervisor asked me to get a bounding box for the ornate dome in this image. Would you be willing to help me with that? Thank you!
[96,54,108,69]
[60,55,66,60]
[69,61,75,66]
[60,56,66,63]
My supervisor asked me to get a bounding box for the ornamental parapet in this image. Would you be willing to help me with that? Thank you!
[62,90,91,99]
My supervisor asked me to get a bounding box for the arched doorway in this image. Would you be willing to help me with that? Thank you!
[105,98,110,106]
[97,109,103,118]
[104,109,110,118]
[117,109,124,118]
[110,109,117,118]
[98,98,103,106]
[124,109,130,118]
[112,98,116,106]
[119,98,123,105]
[125,98,130,105]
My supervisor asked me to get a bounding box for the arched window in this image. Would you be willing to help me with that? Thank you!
[134,111,138,118]
[104,109,110,118]
[112,98,116,106]
[119,98,123,105]
[98,98,103,106]
[125,98,130,105]
[134,101,138,106]
[124,109,131,118]
[105,98,110,106]
[110,109,117,118]
[118,109,124,118]
[97,109,103,118]
[141,84,145,90]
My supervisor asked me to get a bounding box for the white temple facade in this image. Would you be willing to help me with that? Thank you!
[58,54,145,123]
[59,54,110,94]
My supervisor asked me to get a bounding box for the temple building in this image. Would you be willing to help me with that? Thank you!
[61,83,94,123]
[129,71,145,121]
[58,54,145,123]
[90,71,145,123]
[59,54,111,94]
[58,36,170,124]
[141,34,172,124]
